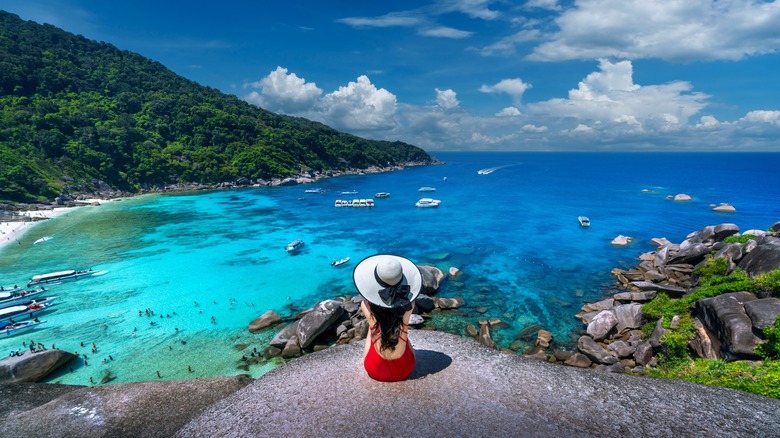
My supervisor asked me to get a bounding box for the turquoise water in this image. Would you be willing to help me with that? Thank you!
[1,152,779,385]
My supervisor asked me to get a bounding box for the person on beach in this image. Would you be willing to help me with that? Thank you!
[353,254,421,382]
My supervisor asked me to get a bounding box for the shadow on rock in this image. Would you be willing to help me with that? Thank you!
[408,349,452,379]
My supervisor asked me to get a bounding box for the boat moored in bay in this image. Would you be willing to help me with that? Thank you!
[0,287,47,310]
[3,319,47,337]
[578,216,591,227]
[286,239,305,254]
[415,198,441,208]
[27,269,107,287]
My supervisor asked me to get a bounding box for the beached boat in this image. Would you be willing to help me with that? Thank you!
[0,299,58,326]
[2,319,47,337]
[286,239,305,254]
[416,198,441,208]
[418,187,436,192]
[331,257,350,267]
[578,216,591,227]
[27,269,106,287]
[0,287,47,310]
[374,192,390,198]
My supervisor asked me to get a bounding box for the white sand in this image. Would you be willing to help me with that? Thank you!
[0,200,105,252]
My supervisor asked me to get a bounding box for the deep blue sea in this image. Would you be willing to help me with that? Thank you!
[1,152,779,385]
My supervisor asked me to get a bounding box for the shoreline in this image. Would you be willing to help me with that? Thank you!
[0,201,104,253]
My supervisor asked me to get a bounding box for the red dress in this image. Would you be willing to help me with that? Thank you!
[363,324,415,382]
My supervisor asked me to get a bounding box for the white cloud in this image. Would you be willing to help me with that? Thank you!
[479,78,532,103]
[741,110,780,125]
[528,59,709,127]
[478,30,542,56]
[522,124,548,133]
[435,88,460,109]
[525,0,561,11]
[528,0,780,62]
[696,115,721,128]
[319,76,398,131]
[243,67,322,114]
[438,0,501,20]
[420,27,473,39]
[336,13,423,28]
[496,107,522,117]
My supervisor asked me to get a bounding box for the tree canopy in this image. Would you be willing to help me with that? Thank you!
[0,11,432,202]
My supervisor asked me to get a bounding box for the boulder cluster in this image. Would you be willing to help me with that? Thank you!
[251,265,459,361]
[568,221,780,372]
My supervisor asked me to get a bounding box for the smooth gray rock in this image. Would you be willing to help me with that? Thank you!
[434,297,465,310]
[696,292,760,359]
[178,331,780,437]
[738,237,780,277]
[248,310,281,333]
[614,303,644,333]
[0,376,252,438]
[649,317,667,348]
[631,281,687,298]
[689,318,718,359]
[269,323,297,348]
[586,311,617,341]
[634,341,654,366]
[0,350,77,383]
[414,293,436,313]
[295,300,344,349]
[577,336,618,365]
[563,352,592,368]
[418,264,446,296]
[653,246,669,268]
[668,243,712,266]
[743,298,780,332]
[613,291,656,302]
[581,298,614,313]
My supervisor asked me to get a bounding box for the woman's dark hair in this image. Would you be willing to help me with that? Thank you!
[369,302,409,352]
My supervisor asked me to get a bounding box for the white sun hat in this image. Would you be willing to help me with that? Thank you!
[352,254,422,308]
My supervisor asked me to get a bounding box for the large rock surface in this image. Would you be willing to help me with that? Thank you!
[0,376,252,438]
[1,332,779,437]
[0,349,77,383]
[738,236,780,277]
[696,292,761,359]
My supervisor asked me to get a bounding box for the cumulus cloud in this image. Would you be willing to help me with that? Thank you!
[496,107,522,117]
[527,59,709,129]
[741,110,780,125]
[243,67,322,113]
[479,78,532,103]
[435,88,460,109]
[319,76,398,131]
[527,0,780,62]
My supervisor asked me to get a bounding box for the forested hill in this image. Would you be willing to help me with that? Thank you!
[0,11,432,203]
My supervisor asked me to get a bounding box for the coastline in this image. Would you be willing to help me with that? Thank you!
[0,202,103,253]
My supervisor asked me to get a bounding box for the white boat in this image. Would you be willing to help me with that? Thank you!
[33,236,53,245]
[418,187,436,192]
[304,188,324,194]
[0,287,47,310]
[286,239,305,254]
[331,257,350,267]
[374,192,390,198]
[341,190,358,195]
[2,319,47,337]
[416,198,441,208]
[334,199,374,208]
[0,299,58,326]
[27,269,107,287]
[578,216,591,227]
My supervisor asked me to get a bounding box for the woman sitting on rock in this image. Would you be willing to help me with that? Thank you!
[353,254,421,382]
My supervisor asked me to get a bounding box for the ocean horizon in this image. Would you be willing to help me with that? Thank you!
[1,152,779,385]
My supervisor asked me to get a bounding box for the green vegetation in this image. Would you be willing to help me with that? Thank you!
[723,234,757,245]
[755,317,780,360]
[0,12,432,202]
[640,256,780,398]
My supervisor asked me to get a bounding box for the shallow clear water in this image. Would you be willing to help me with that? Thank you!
[1,152,779,385]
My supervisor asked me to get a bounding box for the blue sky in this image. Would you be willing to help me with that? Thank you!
[3,0,780,152]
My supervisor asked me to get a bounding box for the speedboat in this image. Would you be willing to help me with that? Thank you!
[2,319,47,337]
[33,236,53,245]
[341,190,358,195]
[374,192,390,198]
[418,187,436,192]
[0,287,47,310]
[331,257,350,267]
[578,216,591,227]
[0,299,58,326]
[416,198,441,208]
[304,188,324,194]
[286,239,305,254]
[27,269,107,287]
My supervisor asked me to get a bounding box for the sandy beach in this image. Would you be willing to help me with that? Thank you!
[0,201,104,253]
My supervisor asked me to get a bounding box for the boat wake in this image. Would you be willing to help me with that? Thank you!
[477,163,522,175]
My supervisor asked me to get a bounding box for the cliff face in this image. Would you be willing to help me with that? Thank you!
[2,331,779,438]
